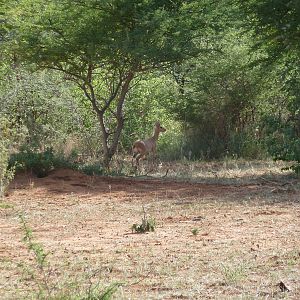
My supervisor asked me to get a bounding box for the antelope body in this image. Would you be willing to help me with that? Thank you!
[132,122,166,165]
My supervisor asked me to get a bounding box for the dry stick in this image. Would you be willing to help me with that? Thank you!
[162,168,169,178]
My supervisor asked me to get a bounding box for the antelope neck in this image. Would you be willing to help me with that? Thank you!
[152,128,160,140]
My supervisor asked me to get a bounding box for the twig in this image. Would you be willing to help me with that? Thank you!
[162,169,169,178]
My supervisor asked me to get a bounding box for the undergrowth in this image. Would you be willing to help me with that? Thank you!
[0,117,26,197]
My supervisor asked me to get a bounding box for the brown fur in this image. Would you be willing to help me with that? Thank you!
[132,122,166,165]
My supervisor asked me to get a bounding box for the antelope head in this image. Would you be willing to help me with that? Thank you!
[155,121,166,133]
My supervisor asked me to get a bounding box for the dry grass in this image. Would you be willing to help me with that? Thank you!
[0,160,299,299]
[137,159,295,184]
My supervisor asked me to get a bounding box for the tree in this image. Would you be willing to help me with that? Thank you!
[163,27,268,159]
[5,0,210,167]
[244,0,300,58]
[0,67,80,150]
[242,0,300,172]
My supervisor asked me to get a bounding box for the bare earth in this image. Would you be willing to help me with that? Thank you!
[1,165,300,299]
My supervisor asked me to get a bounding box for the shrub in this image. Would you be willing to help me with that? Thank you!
[9,147,55,178]
[0,117,26,196]
[132,209,156,233]
[77,162,104,176]
[264,115,300,174]
[0,142,14,197]
[9,146,106,178]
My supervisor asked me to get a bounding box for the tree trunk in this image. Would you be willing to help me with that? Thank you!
[100,71,135,168]
[81,67,135,169]
[97,112,111,168]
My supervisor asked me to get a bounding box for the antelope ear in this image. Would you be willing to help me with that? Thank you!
[155,121,160,126]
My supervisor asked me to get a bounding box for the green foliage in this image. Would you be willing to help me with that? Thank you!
[0,202,14,209]
[78,162,104,176]
[20,214,48,269]
[10,148,55,177]
[132,209,156,233]
[238,1,300,173]
[164,28,268,159]
[0,121,14,196]
[264,116,300,174]
[9,147,95,177]
[0,116,26,196]
[228,131,267,160]
[159,126,186,161]
[19,214,52,298]
[4,0,217,166]
[256,53,300,173]
[9,146,106,177]
[0,68,82,151]
[244,0,300,58]
[191,228,199,236]
[7,0,200,67]
[81,282,122,300]
[131,218,156,233]
[0,0,299,170]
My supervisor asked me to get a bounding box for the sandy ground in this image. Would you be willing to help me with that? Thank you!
[1,168,300,299]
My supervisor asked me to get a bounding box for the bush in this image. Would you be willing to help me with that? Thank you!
[228,131,267,159]
[264,115,300,174]
[0,117,26,196]
[0,145,14,197]
[77,162,104,176]
[9,148,56,178]
[131,209,156,233]
[9,146,106,177]
[131,217,156,233]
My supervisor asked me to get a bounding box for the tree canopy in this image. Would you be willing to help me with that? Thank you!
[0,0,299,173]
[5,0,218,166]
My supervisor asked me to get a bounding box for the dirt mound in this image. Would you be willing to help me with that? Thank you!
[9,168,230,198]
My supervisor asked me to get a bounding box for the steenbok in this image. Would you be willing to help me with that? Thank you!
[132,121,166,166]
